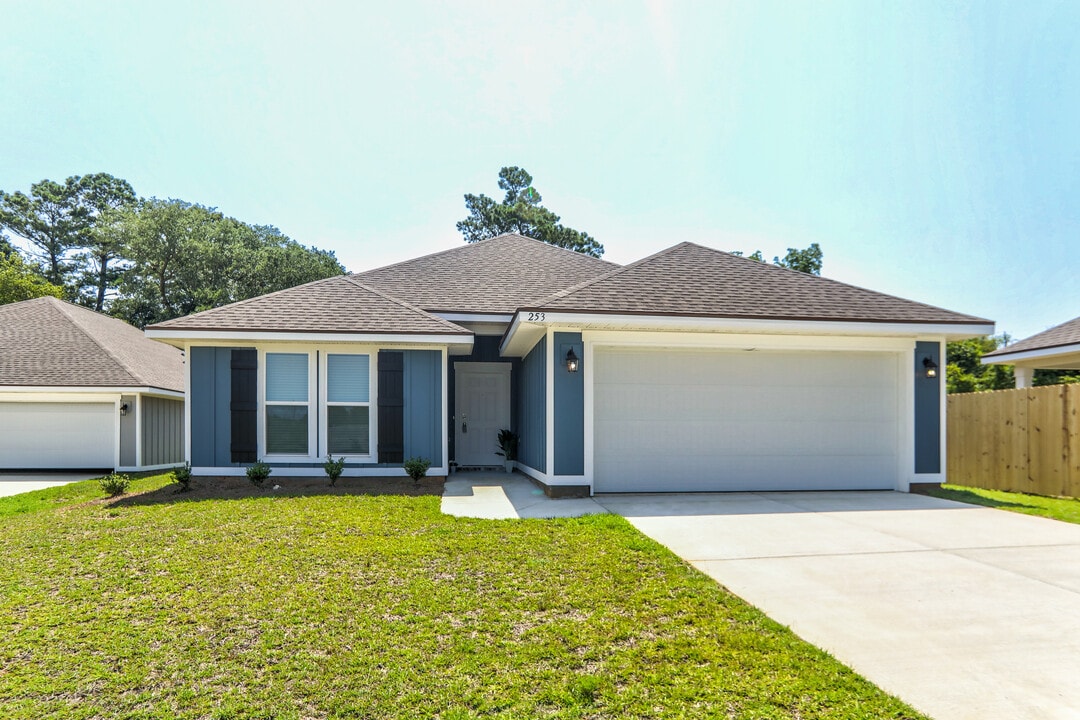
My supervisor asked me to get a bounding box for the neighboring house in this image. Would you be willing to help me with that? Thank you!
[145,233,993,495]
[982,315,1080,388]
[0,296,185,472]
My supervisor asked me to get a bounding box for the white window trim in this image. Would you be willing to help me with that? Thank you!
[319,350,376,461]
[259,349,318,461]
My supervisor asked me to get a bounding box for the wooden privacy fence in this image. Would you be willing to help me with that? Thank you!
[948,384,1080,497]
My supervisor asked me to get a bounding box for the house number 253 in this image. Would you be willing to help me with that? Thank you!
[527,312,546,322]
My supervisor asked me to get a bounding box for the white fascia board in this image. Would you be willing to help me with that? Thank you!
[981,343,1080,366]
[0,386,181,398]
[145,329,473,345]
[502,312,993,351]
[434,312,514,323]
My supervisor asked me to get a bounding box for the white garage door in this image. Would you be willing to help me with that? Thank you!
[0,403,115,470]
[593,348,899,492]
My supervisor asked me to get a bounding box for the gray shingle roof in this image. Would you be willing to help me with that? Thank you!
[985,315,1080,358]
[531,242,991,325]
[357,233,619,314]
[0,297,184,391]
[147,275,471,335]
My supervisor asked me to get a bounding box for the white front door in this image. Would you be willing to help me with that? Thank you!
[455,362,511,467]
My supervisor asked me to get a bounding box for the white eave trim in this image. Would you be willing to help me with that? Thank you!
[433,312,515,323]
[982,342,1080,365]
[145,329,474,346]
[0,386,184,398]
[501,311,994,355]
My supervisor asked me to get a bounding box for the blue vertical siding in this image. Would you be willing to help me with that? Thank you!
[517,336,547,473]
[914,341,941,474]
[190,346,239,467]
[553,332,584,476]
[403,349,442,466]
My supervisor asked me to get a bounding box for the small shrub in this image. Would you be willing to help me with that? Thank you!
[98,472,131,497]
[172,463,192,492]
[403,456,431,484]
[324,455,346,486]
[246,460,272,486]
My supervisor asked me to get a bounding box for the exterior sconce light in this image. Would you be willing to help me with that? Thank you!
[565,347,580,373]
[922,357,938,379]
[119,402,130,416]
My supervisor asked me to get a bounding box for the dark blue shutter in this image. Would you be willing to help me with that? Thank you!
[230,349,258,463]
[378,351,404,463]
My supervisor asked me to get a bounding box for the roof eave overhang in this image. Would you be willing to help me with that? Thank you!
[500,311,995,356]
[0,385,185,398]
[146,328,474,353]
[982,342,1080,368]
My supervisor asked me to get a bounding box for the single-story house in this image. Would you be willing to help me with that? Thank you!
[982,315,1080,387]
[145,233,993,495]
[0,296,185,472]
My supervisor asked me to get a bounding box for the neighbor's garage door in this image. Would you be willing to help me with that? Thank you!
[593,348,899,492]
[0,402,115,470]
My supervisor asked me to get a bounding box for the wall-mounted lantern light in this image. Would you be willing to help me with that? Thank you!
[119,402,130,416]
[922,357,938,379]
[565,347,580,373]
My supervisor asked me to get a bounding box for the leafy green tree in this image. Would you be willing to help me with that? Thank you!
[71,173,137,311]
[946,335,1015,393]
[0,252,64,305]
[0,177,86,286]
[458,166,603,257]
[731,244,823,275]
[0,234,14,259]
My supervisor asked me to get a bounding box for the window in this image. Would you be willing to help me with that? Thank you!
[326,354,371,455]
[265,353,309,455]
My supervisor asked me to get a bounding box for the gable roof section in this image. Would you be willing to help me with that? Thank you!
[147,274,470,336]
[356,233,619,314]
[984,315,1080,361]
[0,297,184,391]
[530,242,991,325]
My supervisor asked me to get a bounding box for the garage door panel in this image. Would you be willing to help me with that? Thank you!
[0,402,115,469]
[594,348,899,492]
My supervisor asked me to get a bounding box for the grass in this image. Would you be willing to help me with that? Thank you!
[927,484,1080,525]
[0,475,927,719]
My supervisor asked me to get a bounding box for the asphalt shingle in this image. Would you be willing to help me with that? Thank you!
[0,297,184,391]
[531,242,991,325]
[985,315,1080,357]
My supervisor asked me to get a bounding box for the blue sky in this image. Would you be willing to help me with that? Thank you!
[3,1,1078,340]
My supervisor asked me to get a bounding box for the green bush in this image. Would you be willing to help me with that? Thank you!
[172,463,192,492]
[98,473,131,497]
[246,461,272,486]
[403,457,431,483]
[324,455,346,486]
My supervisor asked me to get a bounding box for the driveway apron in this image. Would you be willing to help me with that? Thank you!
[598,491,1080,720]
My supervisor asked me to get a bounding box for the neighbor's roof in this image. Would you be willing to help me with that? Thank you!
[530,242,992,325]
[357,233,619,314]
[147,274,471,336]
[0,296,184,391]
[984,315,1080,359]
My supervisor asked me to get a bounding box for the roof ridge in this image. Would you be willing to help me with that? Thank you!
[341,276,471,334]
[531,242,693,306]
[677,242,991,322]
[357,232,617,277]
[148,273,351,329]
[51,299,142,384]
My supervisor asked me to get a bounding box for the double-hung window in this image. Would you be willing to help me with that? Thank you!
[325,354,371,456]
[265,353,310,455]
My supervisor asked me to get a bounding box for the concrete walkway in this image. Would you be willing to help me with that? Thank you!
[597,491,1080,720]
[0,472,98,498]
[441,472,604,519]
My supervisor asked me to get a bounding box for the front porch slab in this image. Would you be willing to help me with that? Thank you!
[441,471,605,520]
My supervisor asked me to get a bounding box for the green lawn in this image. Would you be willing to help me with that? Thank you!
[927,484,1080,525]
[0,475,926,719]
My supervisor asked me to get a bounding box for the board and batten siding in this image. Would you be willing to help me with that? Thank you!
[553,332,584,476]
[119,394,137,468]
[142,396,184,466]
[517,336,546,473]
[189,346,237,467]
[403,349,443,466]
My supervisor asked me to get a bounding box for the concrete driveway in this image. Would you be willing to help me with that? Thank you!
[0,472,98,498]
[597,491,1080,720]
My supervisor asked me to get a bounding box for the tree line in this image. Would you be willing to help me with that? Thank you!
[0,173,344,326]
